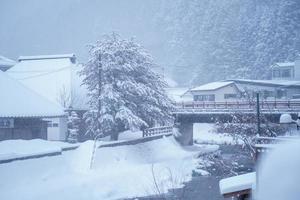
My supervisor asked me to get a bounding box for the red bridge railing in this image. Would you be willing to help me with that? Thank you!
[174,100,300,112]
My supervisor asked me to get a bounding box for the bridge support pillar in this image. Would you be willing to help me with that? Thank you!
[176,123,193,146]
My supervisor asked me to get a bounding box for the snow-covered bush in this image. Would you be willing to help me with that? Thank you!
[80,33,174,140]
[67,111,80,143]
[215,112,287,156]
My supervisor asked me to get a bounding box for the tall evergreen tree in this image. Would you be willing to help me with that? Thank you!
[80,33,174,140]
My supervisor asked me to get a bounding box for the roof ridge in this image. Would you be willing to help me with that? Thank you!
[18,54,75,62]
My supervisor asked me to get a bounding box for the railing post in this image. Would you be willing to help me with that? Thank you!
[288,100,290,108]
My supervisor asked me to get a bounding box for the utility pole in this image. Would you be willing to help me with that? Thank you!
[97,54,102,136]
[90,54,103,169]
[256,92,261,136]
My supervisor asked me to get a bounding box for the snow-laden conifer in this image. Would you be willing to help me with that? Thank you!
[80,33,174,140]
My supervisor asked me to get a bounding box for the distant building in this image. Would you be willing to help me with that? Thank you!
[227,79,300,100]
[271,60,300,80]
[0,55,16,71]
[188,58,300,101]
[0,70,65,141]
[189,81,242,102]
[6,54,88,140]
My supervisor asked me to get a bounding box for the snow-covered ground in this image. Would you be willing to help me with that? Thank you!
[0,136,218,200]
[0,139,78,161]
[193,123,242,145]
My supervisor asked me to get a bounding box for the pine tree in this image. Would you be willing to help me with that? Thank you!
[80,33,174,140]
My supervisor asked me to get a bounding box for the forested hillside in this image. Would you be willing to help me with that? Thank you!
[158,0,300,86]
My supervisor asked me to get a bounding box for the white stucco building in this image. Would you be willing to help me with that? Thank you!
[6,54,88,140]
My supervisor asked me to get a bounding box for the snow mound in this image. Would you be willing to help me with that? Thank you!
[94,136,191,167]
[258,139,300,199]
[71,140,94,173]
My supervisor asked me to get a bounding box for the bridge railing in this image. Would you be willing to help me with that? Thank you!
[142,126,173,137]
[175,100,300,111]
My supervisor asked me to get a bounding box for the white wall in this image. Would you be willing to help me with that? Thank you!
[45,117,68,141]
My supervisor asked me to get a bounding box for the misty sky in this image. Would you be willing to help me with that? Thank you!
[0,0,167,63]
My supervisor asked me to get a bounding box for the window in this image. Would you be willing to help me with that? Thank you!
[47,122,52,127]
[276,89,287,99]
[281,69,291,78]
[263,90,274,99]
[52,123,59,127]
[273,69,280,78]
[292,94,300,99]
[194,94,215,101]
[224,94,237,99]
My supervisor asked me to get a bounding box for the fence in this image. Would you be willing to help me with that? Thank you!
[142,126,173,137]
[175,100,300,111]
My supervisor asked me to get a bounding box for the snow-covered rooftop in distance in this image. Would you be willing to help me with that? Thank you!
[0,70,65,118]
[219,172,256,195]
[273,62,295,68]
[0,55,16,66]
[190,81,234,91]
[18,54,75,62]
[166,87,192,102]
[229,79,300,87]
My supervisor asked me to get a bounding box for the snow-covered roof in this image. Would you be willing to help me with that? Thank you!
[166,87,192,102]
[0,70,65,118]
[6,54,88,110]
[229,79,300,87]
[18,54,76,62]
[0,55,16,68]
[219,172,256,195]
[190,81,234,91]
[273,62,295,68]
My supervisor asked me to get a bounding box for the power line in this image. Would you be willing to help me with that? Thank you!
[15,66,71,80]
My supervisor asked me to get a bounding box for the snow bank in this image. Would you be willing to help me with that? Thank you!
[193,123,240,145]
[257,139,300,199]
[0,136,218,200]
[0,139,78,161]
[219,172,255,195]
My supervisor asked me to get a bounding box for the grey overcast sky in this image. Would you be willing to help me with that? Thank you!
[0,0,167,63]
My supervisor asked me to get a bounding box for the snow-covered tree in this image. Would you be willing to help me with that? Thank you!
[215,111,287,157]
[67,111,80,143]
[80,33,174,140]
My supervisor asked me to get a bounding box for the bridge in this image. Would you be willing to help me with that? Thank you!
[173,100,300,145]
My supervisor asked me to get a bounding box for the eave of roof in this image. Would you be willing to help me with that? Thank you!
[190,81,234,92]
[18,54,75,61]
[228,79,300,88]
